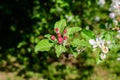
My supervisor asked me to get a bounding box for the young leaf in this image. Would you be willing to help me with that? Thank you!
[71,39,90,47]
[44,34,52,40]
[55,45,66,57]
[66,27,81,37]
[97,59,102,64]
[54,19,66,33]
[102,31,113,41]
[81,30,95,40]
[35,39,53,52]
[17,41,27,48]
[70,48,79,58]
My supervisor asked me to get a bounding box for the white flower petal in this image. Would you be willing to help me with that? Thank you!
[89,39,96,45]
[100,53,106,60]
[116,34,120,39]
[107,41,111,45]
[96,38,103,48]
[97,0,106,7]
[102,46,108,54]
[109,12,116,19]
[93,45,98,48]
[118,30,120,33]
[117,58,120,61]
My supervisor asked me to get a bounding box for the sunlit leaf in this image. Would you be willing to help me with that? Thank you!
[71,39,90,47]
[54,19,66,33]
[35,39,53,52]
[66,27,81,37]
[55,45,66,57]
[81,30,95,40]
[44,34,52,40]
[17,41,27,48]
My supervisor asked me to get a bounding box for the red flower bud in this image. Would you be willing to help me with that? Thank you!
[64,29,67,34]
[55,27,59,33]
[57,33,62,37]
[50,35,56,40]
[58,37,63,44]
[63,36,68,40]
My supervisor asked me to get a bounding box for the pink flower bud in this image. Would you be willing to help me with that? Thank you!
[55,27,59,33]
[58,37,63,44]
[57,33,62,37]
[50,35,56,40]
[63,36,68,40]
[64,29,67,34]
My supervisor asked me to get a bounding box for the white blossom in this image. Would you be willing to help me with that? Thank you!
[100,53,106,60]
[89,38,110,54]
[113,19,118,25]
[118,30,120,33]
[116,34,120,39]
[89,38,103,48]
[101,46,109,54]
[110,0,120,16]
[117,58,120,61]
[117,54,120,61]
[109,12,116,19]
[94,16,100,22]
[97,0,106,7]
[101,40,110,53]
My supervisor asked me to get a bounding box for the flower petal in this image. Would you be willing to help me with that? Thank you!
[89,39,96,45]
[100,53,106,60]
[102,46,108,54]
[93,45,98,48]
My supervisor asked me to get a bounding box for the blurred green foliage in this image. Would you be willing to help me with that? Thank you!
[0,0,120,80]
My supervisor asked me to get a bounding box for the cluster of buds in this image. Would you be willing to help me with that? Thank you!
[50,27,68,45]
[89,37,110,60]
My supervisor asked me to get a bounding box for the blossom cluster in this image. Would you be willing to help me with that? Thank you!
[89,37,110,60]
[109,0,120,16]
[50,28,68,45]
[109,0,120,27]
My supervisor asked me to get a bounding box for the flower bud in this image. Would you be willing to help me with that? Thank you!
[58,37,63,44]
[50,35,56,40]
[57,33,62,37]
[55,27,59,33]
[63,36,68,40]
[64,29,67,34]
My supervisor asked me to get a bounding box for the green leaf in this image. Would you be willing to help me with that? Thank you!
[102,31,113,41]
[17,41,27,48]
[81,30,95,40]
[70,48,79,58]
[72,52,79,58]
[54,19,66,33]
[95,48,101,64]
[71,39,90,47]
[97,59,102,64]
[66,27,81,37]
[44,34,52,40]
[35,39,53,52]
[60,3,69,7]
[55,45,67,57]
